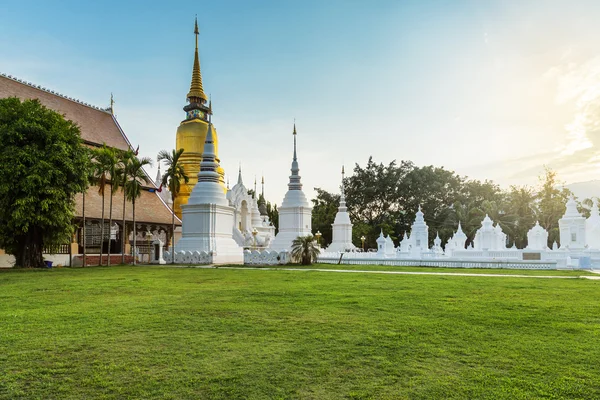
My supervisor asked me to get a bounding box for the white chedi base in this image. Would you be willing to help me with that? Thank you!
[269,190,312,252]
[175,180,244,265]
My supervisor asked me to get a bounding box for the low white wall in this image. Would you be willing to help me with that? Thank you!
[244,250,289,265]
[317,255,559,270]
[0,254,71,268]
[0,254,15,268]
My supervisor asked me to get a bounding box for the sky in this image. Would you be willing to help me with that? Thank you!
[1,0,600,204]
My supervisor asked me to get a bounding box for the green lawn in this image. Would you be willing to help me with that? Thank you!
[1,266,599,399]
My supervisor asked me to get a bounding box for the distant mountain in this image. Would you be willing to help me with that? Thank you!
[564,180,600,200]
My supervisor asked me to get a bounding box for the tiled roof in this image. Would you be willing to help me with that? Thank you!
[0,74,131,150]
[74,184,181,226]
[0,73,180,226]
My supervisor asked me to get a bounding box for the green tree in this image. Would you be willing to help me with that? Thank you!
[0,98,89,268]
[537,167,571,246]
[124,156,152,265]
[505,185,537,248]
[91,145,116,266]
[266,201,279,233]
[105,147,121,266]
[117,150,134,264]
[157,148,189,263]
[311,188,340,247]
[290,235,320,265]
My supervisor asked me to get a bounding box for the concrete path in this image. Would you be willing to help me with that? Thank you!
[171,265,598,279]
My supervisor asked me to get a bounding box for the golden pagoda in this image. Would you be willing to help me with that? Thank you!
[174,17,225,218]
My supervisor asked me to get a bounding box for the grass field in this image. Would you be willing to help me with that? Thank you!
[1,266,599,399]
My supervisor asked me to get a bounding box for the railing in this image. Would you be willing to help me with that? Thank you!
[316,255,558,269]
[43,244,70,254]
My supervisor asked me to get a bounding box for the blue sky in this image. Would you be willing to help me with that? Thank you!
[2,0,600,203]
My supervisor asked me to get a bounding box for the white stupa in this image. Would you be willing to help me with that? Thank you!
[526,221,549,250]
[473,215,506,251]
[452,222,468,250]
[175,121,244,264]
[269,124,312,252]
[410,205,429,250]
[559,195,586,249]
[327,166,356,252]
[585,198,600,249]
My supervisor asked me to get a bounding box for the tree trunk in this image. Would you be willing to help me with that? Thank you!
[99,188,105,266]
[121,192,126,265]
[83,189,86,267]
[132,200,137,266]
[107,185,113,266]
[171,194,175,264]
[15,228,44,268]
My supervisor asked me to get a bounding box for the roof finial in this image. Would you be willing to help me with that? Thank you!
[110,93,115,115]
[208,94,212,115]
[339,164,347,210]
[287,121,302,191]
[237,163,243,185]
[254,175,257,197]
[292,121,297,162]
[187,16,207,103]
[261,174,265,197]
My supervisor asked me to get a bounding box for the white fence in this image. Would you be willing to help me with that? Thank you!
[316,255,559,269]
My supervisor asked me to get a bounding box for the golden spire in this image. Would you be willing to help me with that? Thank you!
[187,16,208,103]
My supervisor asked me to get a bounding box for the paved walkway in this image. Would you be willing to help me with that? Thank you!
[179,265,599,280]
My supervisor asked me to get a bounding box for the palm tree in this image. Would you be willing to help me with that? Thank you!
[124,156,152,266]
[92,145,115,266]
[157,148,188,263]
[118,150,134,265]
[105,148,120,266]
[82,148,97,267]
[290,235,320,265]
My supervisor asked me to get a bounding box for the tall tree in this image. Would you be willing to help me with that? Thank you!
[105,147,120,266]
[124,156,152,265]
[0,98,89,268]
[537,167,571,246]
[118,150,134,265]
[157,148,188,263]
[505,185,537,248]
[311,188,340,247]
[92,145,115,266]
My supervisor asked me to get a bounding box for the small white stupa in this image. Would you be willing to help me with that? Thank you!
[376,230,387,256]
[452,222,468,250]
[327,166,356,252]
[526,221,549,251]
[474,215,506,251]
[432,232,443,255]
[269,124,312,252]
[410,205,429,250]
[559,195,586,249]
[175,121,244,264]
[385,235,395,256]
[400,232,411,252]
[585,198,600,250]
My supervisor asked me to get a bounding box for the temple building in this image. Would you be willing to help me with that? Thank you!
[0,73,179,266]
[269,124,313,252]
[174,17,225,218]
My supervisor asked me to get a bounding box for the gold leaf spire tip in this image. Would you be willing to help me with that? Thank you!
[187,16,207,103]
